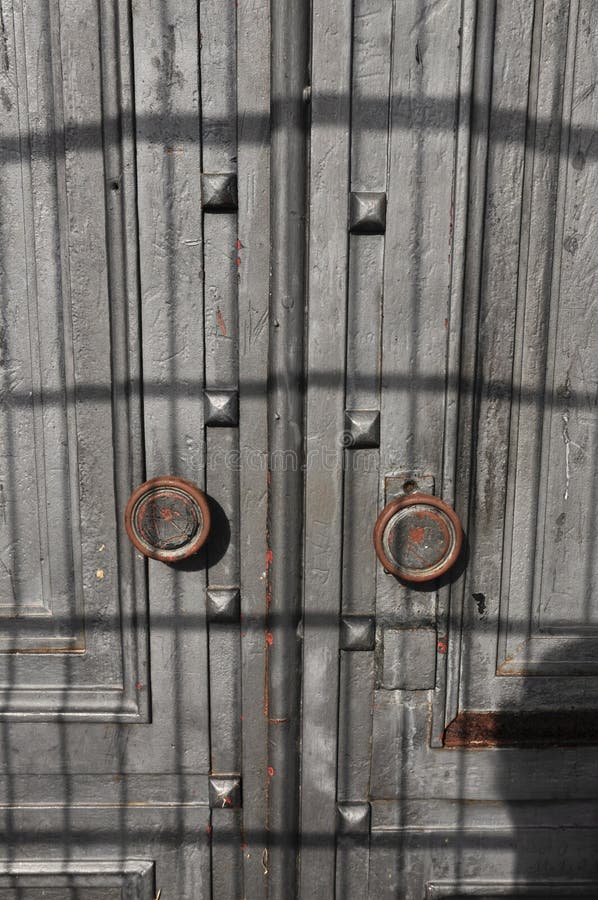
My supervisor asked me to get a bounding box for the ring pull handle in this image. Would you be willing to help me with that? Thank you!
[373,492,463,582]
[125,476,211,563]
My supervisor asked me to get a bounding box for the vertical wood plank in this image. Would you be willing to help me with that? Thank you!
[236,0,270,896]
[132,0,210,784]
[300,0,353,894]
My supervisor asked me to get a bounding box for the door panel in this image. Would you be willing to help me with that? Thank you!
[0,0,147,717]
[301,0,598,896]
[457,0,598,719]
[0,0,270,895]
[2,0,597,895]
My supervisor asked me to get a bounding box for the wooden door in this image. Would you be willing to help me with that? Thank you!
[300,0,598,897]
[0,0,271,895]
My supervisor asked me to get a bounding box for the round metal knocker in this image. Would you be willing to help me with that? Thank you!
[125,476,211,563]
[373,492,463,583]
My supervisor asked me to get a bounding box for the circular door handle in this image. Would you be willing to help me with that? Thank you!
[373,492,463,582]
[125,476,211,563]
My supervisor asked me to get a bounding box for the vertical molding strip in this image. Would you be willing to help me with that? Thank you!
[299,0,353,895]
[198,1,244,892]
[236,0,271,897]
[267,0,310,896]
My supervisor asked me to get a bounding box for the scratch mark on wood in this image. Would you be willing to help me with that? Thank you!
[216,308,227,336]
[0,3,9,72]
[562,411,571,501]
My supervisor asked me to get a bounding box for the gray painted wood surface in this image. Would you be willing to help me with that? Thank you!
[0,0,596,896]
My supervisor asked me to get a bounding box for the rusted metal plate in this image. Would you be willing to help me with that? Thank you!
[443,711,598,749]
[125,476,211,562]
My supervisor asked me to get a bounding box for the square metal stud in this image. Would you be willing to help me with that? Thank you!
[344,410,380,448]
[204,389,239,427]
[349,191,386,234]
[206,587,240,623]
[209,776,242,809]
[340,615,375,651]
[337,802,371,835]
[201,173,238,212]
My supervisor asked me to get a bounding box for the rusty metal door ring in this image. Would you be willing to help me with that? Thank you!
[125,476,211,563]
[373,492,463,582]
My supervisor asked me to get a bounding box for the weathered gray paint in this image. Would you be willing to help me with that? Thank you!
[267,0,309,896]
[1,0,597,896]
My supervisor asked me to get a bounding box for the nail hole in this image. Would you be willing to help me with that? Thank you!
[403,479,418,494]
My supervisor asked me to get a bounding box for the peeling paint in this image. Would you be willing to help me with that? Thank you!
[562,411,571,500]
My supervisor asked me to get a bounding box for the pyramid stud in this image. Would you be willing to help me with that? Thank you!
[349,192,386,234]
[204,389,239,427]
[206,587,241,623]
[201,173,238,211]
[340,616,375,651]
[209,776,242,809]
[344,410,380,448]
[337,802,371,835]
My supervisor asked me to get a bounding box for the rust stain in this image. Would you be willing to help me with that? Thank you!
[443,710,598,748]
[409,525,426,545]
[265,548,273,607]
[265,631,273,646]
[216,308,227,336]
[263,656,269,718]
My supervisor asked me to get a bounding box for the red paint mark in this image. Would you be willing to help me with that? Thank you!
[266,548,273,607]
[136,682,143,690]
[265,632,273,646]
[241,842,248,851]
[236,256,241,267]
[409,525,425,545]
[236,238,244,251]
[267,766,275,777]
[216,308,227,336]
[206,824,212,836]
[444,317,449,329]
[437,638,448,654]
